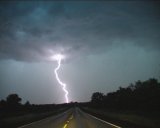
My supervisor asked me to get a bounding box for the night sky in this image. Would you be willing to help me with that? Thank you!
[0,1,160,104]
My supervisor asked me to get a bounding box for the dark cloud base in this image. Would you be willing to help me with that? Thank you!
[0,1,160,62]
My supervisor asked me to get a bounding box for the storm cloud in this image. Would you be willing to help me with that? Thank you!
[0,1,160,103]
[0,1,160,62]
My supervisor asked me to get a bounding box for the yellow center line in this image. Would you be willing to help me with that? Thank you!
[63,114,74,128]
[63,123,68,128]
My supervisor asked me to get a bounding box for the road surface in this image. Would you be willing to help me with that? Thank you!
[18,107,121,128]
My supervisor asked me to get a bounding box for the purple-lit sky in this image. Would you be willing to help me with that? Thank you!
[0,1,160,104]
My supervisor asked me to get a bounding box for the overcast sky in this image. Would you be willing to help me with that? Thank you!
[0,1,160,104]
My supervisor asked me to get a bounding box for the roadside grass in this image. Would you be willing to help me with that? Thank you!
[0,108,68,128]
[82,107,160,128]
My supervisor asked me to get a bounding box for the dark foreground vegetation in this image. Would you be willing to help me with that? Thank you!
[0,94,73,128]
[80,78,160,128]
[0,78,160,128]
[0,94,72,118]
[90,78,160,112]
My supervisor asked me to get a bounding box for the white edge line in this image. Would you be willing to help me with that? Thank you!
[85,111,122,128]
[18,109,70,128]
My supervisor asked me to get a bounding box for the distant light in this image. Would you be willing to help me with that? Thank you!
[50,54,65,61]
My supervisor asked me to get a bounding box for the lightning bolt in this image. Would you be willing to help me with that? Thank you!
[54,55,69,103]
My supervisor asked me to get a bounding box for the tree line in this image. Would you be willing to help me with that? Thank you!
[0,94,72,119]
[90,78,160,112]
[1,78,160,117]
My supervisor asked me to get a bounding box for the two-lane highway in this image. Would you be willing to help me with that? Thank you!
[18,108,122,128]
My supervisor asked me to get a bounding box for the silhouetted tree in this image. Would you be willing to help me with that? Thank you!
[91,92,104,103]
[90,78,160,112]
[6,94,22,106]
[0,100,6,109]
[25,101,30,106]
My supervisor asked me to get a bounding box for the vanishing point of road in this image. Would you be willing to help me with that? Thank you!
[18,107,122,128]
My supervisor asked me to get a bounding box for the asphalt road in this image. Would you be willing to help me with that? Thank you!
[18,107,122,128]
